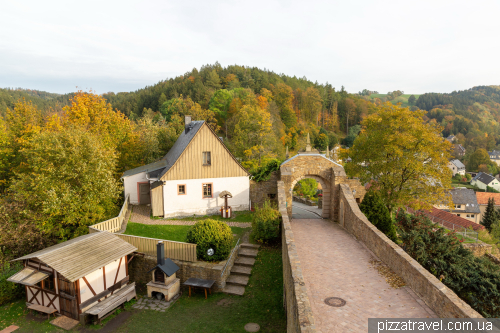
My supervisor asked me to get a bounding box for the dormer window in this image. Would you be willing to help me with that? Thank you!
[203,152,211,166]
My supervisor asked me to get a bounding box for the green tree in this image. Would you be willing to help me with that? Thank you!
[359,190,398,242]
[273,83,297,128]
[11,127,121,239]
[342,102,453,213]
[296,178,318,198]
[158,93,167,107]
[208,89,233,137]
[481,197,498,232]
[468,149,491,172]
[408,95,416,105]
[301,87,322,123]
[205,69,222,90]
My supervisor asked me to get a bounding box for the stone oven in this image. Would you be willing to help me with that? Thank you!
[146,241,180,301]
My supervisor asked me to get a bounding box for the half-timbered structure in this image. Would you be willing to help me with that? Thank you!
[7,232,137,320]
[122,116,251,217]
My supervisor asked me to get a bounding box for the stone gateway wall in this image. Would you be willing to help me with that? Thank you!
[250,171,279,208]
[278,181,316,333]
[338,184,482,319]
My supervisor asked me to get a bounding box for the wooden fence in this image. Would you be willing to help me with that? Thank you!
[90,195,131,233]
[116,234,197,262]
[88,194,197,262]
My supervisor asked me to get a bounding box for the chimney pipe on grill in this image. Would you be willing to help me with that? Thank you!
[185,115,192,133]
[157,241,165,265]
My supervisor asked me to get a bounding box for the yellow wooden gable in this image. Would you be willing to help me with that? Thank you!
[160,123,249,181]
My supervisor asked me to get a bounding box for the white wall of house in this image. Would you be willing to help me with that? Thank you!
[79,256,127,311]
[472,179,500,192]
[447,162,465,176]
[123,172,149,204]
[162,176,250,218]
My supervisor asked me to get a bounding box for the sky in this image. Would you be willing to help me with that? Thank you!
[1,0,499,95]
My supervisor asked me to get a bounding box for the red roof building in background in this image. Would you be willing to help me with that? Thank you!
[407,206,485,232]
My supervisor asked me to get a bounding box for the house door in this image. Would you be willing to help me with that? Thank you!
[139,183,151,204]
[58,277,78,320]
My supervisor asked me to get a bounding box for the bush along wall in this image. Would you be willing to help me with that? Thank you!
[252,200,281,243]
[396,210,500,317]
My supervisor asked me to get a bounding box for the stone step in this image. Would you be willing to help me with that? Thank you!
[226,274,249,286]
[239,248,258,258]
[231,265,252,276]
[222,284,245,296]
[234,257,255,267]
[240,243,260,249]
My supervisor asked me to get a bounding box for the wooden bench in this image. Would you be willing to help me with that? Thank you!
[27,304,57,320]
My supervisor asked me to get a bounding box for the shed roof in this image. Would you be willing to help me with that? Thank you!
[13,232,137,282]
[472,172,495,185]
[121,159,168,178]
[413,207,485,231]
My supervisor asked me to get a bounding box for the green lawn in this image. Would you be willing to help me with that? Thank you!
[0,246,286,333]
[368,93,421,108]
[168,210,254,223]
[123,223,250,247]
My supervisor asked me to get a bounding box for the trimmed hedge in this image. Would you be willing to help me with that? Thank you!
[186,219,233,262]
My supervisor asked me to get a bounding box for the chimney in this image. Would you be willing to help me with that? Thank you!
[185,115,192,133]
[157,241,165,265]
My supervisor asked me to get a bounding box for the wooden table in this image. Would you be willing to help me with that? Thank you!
[183,278,215,299]
[27,304,58,320]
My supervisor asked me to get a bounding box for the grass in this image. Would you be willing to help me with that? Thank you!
[368,93,421,108]
[451,179,477,190]
[123,223,250,247]
[0,246,286,333]
[167,210,254,223]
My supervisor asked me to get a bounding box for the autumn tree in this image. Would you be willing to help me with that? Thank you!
[11,127,122,239]
[343,103,453,213]
[468,148,492,172]
[273,83,297,128]
[300,87,322,124]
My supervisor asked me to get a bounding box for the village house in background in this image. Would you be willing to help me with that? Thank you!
[454,144,466,157]
[6,232,137,322]
[446,135,456,143]
[489,150,500,167]
[122,116,250,218]
[471,172,500,192]
[435,188,481,224]
[448,159,466,176]
[476,192,500,217]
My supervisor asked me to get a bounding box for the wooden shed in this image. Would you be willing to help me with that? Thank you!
[7,232,137,321]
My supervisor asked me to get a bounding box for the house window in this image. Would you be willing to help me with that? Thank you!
[203,183,213,198]
[457,214,461,217]
[178,185,186,195]
[203,152,211,165]
[471,214,475,218]
[455,204,461,209]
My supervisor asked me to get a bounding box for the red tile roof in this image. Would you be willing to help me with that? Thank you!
[408,207,485,231]
[476,192,500,205]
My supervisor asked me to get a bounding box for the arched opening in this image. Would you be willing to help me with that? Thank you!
[289,175,330,219]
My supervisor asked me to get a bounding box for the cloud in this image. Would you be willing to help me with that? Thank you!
[0,0,499,94]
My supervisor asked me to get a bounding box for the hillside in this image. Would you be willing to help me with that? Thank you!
[0,88,71,116]
[367,93,421,108]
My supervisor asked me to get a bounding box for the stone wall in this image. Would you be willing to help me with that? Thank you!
[250,171,279,208]
[462,243,492,257]
[129,245,240,292]
[339,183,482,318]
[278,181,316,333]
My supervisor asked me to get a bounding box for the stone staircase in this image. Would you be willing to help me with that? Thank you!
[222,243,260,296]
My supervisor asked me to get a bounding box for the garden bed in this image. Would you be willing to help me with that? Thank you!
[165,210,253,223]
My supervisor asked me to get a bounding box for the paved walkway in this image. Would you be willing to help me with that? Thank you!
[291,218,436,333]
[292,202,322,219]
[129,205,251,227]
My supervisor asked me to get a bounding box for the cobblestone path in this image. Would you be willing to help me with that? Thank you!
[291,218,436,333]
[129,204,251,228]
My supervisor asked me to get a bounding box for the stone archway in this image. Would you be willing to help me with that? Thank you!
[289,174,331,218]
[280,153,345,219]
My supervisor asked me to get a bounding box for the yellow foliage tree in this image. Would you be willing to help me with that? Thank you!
[342,103,453,213]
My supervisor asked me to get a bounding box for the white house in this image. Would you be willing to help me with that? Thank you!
[471,172,500,192]
[448,159,466,176]
[122,116,250,217]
